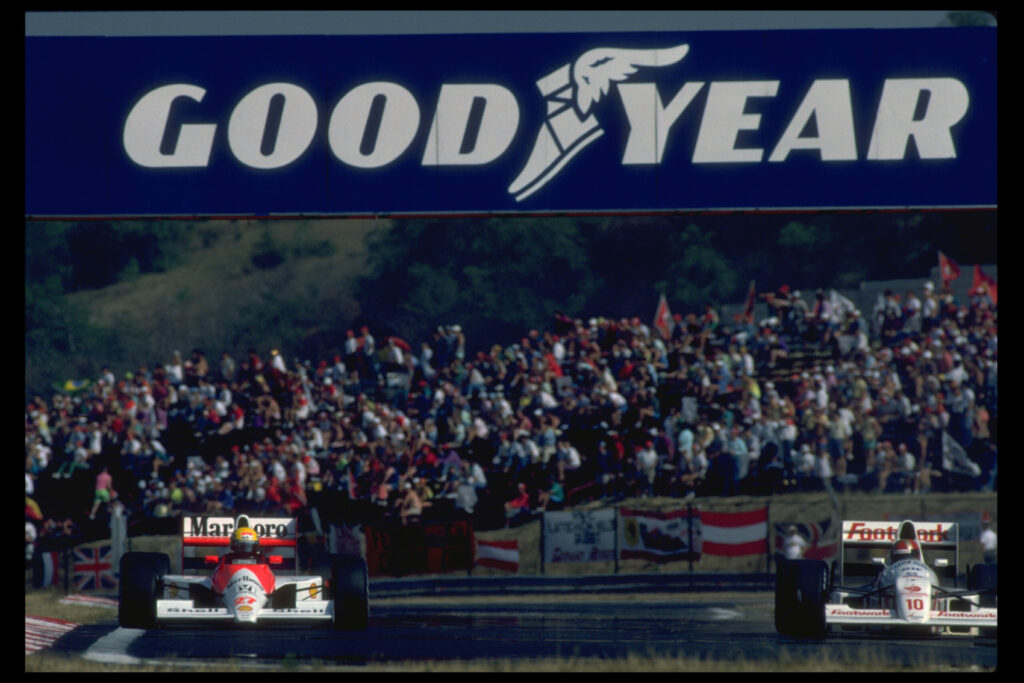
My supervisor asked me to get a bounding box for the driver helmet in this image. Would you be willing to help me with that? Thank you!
[890,538,921,564]
[230,527,260,554]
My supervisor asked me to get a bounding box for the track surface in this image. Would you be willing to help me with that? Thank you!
[51,594,996,669]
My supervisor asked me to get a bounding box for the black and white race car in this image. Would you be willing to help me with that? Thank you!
[775,519,996,639]
[118,515,368,629]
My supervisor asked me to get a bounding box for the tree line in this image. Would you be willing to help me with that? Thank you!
[25,211,996,400]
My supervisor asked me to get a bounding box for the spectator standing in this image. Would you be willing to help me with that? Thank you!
[635,441,659,497]
[980,516,997,563]
[89,466,116,520]
[783,525,809,560]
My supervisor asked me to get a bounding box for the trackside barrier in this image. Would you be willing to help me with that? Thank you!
[368,572,773,598]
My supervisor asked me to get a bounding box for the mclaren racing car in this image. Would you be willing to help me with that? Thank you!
[775,519,996,639]
[118,515,368,629]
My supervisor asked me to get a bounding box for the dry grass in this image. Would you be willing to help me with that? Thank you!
[27,648,988,673]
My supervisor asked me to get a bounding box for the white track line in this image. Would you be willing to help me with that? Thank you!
[82,627,145,665]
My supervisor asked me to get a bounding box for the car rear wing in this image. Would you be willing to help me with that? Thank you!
[181,515,298,574]
[840,520,959,584]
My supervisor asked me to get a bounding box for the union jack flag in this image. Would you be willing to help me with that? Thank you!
[71,543,117,591]
[774,518,839,561]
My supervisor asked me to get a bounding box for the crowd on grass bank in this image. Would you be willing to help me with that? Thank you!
[26,279,997,564]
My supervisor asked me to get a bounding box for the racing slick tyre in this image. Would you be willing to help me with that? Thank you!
[330,554,369,631]
[969,563,997,607]
[775,558,829,639]
[119,552,170,628]
[969,563,997,637]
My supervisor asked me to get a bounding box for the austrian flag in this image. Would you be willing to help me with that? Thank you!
[475,538,519,572]
[699,507,769,557]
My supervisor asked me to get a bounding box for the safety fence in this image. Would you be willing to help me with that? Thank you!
[28,493,995,593]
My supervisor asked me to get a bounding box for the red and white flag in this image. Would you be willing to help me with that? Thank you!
[971,264,997,305]
[734,280,756,324]
[653,294,674,340]
[475,538,519,572]
[699,507,769,557]
[938,251,961,285]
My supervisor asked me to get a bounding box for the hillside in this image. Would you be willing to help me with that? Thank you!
[63,219,381,377]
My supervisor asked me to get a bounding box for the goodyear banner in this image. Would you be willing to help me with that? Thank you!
[26,28,995,217]
[542,508,616,564]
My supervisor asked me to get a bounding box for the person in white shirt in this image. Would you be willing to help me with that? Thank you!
[784,525,809,560]
[980,518,997,563]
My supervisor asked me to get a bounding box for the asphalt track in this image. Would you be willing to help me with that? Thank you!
[51,593,996,670]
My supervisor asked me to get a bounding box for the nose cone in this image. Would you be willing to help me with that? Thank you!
[223,568,268,624]
[895,575,931,622]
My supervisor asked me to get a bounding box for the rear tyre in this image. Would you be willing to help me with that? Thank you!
[330,554,368,631]
[119,552,170,628]
[775,558,829,639]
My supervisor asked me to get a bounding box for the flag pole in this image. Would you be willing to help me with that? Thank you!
[540,511,546,576]
[687,503,694,574]
[613,507,620,574]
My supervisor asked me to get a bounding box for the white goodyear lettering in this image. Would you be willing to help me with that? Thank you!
[123,84,216,168]
[125,81,519,170]
[121,46,972,196]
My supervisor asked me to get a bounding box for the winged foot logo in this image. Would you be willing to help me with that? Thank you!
[508,44,690,201]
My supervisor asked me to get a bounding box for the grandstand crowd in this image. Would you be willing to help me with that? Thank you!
[25,277,997,558]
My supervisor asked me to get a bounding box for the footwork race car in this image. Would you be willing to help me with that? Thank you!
[775,519,996,639]
[118,514,368,629]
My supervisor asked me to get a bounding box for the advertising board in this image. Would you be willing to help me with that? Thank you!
[26,28,995,216]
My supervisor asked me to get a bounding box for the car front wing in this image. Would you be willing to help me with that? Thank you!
[155,599,334,623]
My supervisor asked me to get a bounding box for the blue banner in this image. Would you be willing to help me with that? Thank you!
[25,28,996,216]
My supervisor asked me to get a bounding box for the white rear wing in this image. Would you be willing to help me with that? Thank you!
[181,515,298,574]
[840,520,959,583]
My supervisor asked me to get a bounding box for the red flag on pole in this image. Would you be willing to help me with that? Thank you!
[972,264,997,305]
[938,251,961,285]
[653,294,673,340]
[734,280,756,324]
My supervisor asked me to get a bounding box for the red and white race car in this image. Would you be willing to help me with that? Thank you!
[118,515,368,630]
[776,519,996,639]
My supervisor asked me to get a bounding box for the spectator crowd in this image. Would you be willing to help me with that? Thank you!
[25,277,997,565]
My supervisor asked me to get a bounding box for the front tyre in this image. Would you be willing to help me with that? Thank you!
[330,554,368,631]
[775,558,829,639]
[969,563,997,637]
[118,552,170,628]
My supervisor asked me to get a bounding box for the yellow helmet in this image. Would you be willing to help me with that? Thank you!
[231,527,260,554]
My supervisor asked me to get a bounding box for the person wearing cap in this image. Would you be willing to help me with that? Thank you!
[783,524,809,560]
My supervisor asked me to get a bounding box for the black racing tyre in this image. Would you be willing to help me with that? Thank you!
[968,563,997,637]
[118,552,170,628]
[775,558,829,639]
[330,554,369,631]
[774,558,797,634]
[969,563,997,607]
